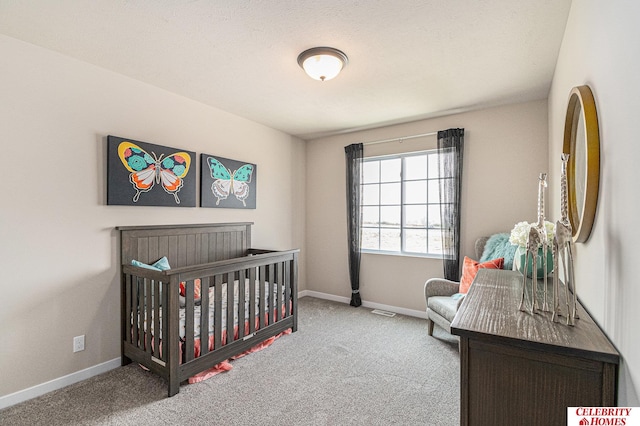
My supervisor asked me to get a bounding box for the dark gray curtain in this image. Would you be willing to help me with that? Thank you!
[437,129,464,281]
[345,143,363,307]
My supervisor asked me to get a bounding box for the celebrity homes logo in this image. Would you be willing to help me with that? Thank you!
[568,407,639,425]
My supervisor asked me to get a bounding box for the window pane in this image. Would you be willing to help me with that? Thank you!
[362,184,379,205]
[405,180,427,204]
[380,183,400,204]
[405,205,427,228]
[427,205,442,228]
[362,206,379,226]
[428,230,444,254]
[362,161,380,184]
[428,154,439,179]
[380,229,400,251]
[405,229,427,253]
[380,206,400,227]
[361,228,379,250]
[359,150,444,256]
[428,180,440,203]
[380,158,401,182]
[405,155,427,180]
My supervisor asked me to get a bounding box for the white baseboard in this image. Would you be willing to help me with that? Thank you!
[299,290,428,319]
[2,294,424,410]
[0,357,121,410]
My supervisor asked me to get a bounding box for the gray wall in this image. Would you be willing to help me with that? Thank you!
[548,0,640,406]
[305,100,548,313]
[0,34,306,399]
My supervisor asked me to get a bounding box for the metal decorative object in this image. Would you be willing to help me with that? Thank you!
[552,154,578,325]
[518,226,541,314]
[519,173,551,314]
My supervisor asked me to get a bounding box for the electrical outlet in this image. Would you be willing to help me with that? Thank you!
[73,335,85,353]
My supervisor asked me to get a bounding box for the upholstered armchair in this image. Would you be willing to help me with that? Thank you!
[424,237,491,336]
[424,278,465,336]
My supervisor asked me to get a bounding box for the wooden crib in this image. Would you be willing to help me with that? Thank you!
[117,222,298,396]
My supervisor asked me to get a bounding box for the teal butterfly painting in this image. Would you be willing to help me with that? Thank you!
[200,154,256,208]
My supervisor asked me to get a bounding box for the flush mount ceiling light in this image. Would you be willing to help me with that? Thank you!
[297,47,348,81]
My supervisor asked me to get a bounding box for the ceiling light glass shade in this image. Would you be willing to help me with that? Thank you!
[297,47,348,81]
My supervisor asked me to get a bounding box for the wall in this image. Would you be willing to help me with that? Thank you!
[548,0,640,405]
[0,35,306,400]
[306,100,548,313]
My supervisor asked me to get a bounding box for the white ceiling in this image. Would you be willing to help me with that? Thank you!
[0,1,572,140]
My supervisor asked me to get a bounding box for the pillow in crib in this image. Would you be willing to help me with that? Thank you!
[131,256,171,271]
[131,257,171,303]
[130,257,201,305]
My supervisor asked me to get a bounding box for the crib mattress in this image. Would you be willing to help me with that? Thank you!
[135,280,284,339]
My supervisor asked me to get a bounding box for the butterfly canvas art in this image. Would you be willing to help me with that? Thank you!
[107,136,196,207]
[200,154,257,209]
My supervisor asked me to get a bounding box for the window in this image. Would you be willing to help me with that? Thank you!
[360,150,447,256]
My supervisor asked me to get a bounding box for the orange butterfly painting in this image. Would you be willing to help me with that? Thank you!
[107,136,196,207]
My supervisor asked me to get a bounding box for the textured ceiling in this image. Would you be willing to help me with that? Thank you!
[0,0,572,140]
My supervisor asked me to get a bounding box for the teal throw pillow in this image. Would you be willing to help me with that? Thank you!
[131,256,171,271]
[479,233,517,271]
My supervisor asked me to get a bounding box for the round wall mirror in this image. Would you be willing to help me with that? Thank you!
[562,85,600,243]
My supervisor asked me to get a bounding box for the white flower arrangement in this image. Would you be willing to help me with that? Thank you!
[509,221,556,248]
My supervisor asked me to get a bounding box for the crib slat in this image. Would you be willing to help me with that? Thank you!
[238,269,246,339]
[161,278,168,362]
[276,262,282,322]
[200,276,210,356]
[214,274,223,350]
[185,279,195,362]
[125,274,132,345]
[166,276,181,397]
[132,277,139,346]
[122,274,133,343]
[145,278,152,353]
[284,260,291,317]
[268,264,275,325]
[291,251,299,332]
[133,278,144,348]
[259,265,266,329]
[226,272,234,343]
[138,279,145,348]
[249,267,256,334]
[153,280,160,357]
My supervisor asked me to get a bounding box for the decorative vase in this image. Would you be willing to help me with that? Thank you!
[515,245,553,278]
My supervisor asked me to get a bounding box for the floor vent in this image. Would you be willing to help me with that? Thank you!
[371,309,396,317]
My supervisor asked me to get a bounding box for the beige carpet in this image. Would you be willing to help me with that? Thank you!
[0,297,460,425]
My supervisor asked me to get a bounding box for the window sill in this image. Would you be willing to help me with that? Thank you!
[360,250,441,260]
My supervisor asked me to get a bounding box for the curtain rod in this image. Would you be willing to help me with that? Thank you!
[362,131,437,146]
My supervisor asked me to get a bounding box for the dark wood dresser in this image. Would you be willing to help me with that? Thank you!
[451,269,619,426]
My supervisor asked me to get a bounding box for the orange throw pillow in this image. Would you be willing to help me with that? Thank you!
[459,256,504,293]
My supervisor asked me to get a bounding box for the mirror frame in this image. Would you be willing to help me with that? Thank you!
[562,85,600,243]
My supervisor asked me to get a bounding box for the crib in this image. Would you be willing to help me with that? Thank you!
[117,222,298,396]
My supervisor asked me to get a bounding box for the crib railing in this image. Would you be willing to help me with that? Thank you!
[121,249,298,394]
